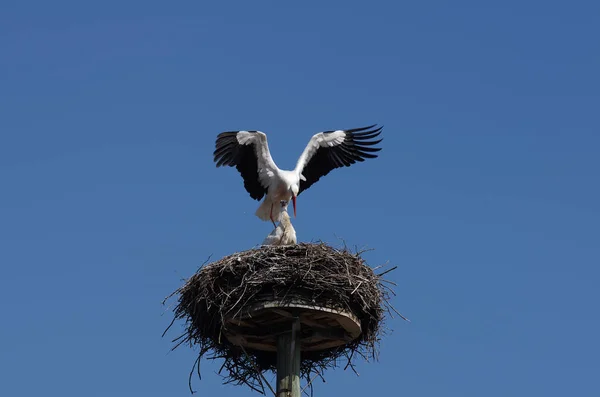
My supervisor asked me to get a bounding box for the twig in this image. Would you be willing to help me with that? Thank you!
[376,266,398,277]
[240,345,276,396]
[301,367,324,396]
[188,355,201,394]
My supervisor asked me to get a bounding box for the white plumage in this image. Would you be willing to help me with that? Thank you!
[213,124,383,226]
[261,201,297,246]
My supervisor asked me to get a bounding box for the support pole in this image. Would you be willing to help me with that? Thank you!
[276,318,301,397]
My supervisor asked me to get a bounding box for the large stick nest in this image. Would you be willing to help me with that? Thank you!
[163,242,402,394]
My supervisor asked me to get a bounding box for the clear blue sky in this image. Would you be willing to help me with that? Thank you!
[1,1,599,396]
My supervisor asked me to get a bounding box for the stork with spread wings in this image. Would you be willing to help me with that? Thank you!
[213,125,383,226]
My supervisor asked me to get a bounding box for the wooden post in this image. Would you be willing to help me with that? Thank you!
[276,318,301,397]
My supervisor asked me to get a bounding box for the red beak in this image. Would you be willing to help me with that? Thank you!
[292,195,297,217]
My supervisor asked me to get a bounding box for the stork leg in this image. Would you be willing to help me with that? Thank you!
[270,203,277,228]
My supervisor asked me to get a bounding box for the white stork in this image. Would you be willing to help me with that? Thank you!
[262,200,297,246]
[213,124,383,226]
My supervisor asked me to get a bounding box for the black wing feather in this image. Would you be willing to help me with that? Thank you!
[213,131,267,201]
[298,125,383,194]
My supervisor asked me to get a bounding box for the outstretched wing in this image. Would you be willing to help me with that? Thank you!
[213,131,279,200]
[295,124,383,195]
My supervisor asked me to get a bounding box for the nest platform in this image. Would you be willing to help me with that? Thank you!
[163,242,399,393]
[224,298,362,353]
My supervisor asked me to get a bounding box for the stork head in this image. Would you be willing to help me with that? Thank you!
[279,201,291,222]
[290,184,299,218]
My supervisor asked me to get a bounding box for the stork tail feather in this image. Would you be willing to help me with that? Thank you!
[255,198,281,222]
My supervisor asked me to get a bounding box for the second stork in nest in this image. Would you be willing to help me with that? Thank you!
[261,200,297,246]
